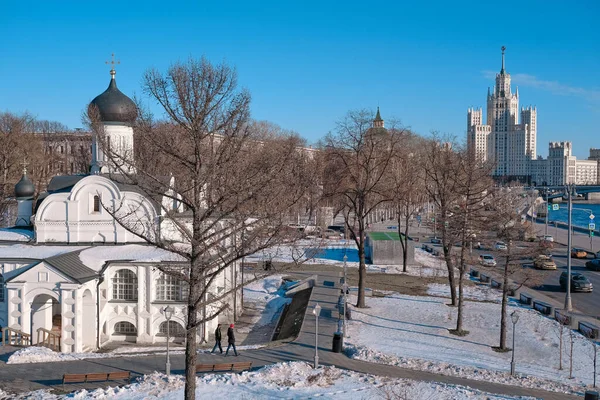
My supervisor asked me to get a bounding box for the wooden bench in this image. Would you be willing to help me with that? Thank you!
[196,362,252,373]
[62,371,131,389]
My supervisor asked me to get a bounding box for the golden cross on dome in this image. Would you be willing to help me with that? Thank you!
[106,53,120,77]
[21,158,29,174]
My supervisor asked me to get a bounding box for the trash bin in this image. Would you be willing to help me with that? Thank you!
[332,332,343,353]
[585,391,599,400]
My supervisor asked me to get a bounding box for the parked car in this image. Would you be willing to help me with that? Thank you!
[479,254,497,267]
[534,255,557,270]
[431,237,442,244]
[585,259,600,271]
[494,241,508,251]
[571,248,588,258]
[559,272,593,293]
[328,225,345,233]
[542,235,554,242]
[323,229,341,239]
[421,244,433,253]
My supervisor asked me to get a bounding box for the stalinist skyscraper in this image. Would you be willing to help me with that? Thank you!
[467,47,537,180]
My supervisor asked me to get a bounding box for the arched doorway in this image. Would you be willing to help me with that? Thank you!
[82,290,95,350]
[30,293,60,345]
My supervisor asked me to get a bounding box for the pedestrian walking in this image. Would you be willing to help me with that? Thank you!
[211,323,223,354]
[225,323,238,356]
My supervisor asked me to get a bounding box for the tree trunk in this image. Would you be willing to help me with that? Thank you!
[499,254,510,350]
[403,213,410,273]
[356,238,367,308]
[455,244,467,332]
[184,276,199,400]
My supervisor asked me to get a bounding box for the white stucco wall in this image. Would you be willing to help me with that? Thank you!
[35,175,158,244]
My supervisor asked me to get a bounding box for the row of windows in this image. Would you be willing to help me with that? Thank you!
[114,320,185,337]
[112,269,188,302]
[47,145,91,155]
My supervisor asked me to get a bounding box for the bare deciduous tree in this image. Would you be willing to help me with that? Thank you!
[422,135,462,305]
[390,132,427,273]
[321,109,403,308]
[88,57,318,400]
[450,148,494,335]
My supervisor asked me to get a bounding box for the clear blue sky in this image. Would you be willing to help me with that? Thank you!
[1,0,598,158]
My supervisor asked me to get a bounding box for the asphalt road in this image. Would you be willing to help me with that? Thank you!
[414,222,600,319]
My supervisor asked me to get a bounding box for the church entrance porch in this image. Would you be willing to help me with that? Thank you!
[30,294,61,349]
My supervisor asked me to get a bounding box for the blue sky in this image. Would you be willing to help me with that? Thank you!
[1,0,598,157]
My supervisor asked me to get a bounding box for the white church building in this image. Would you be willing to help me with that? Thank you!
[0,67,241,353]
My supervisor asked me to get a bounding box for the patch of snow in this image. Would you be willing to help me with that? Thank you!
[345,292,599,394]
[79,244,186,272]
[0,228,33,242]
[427,283,502,302]
[6,362,536,399]
[0,244,85,259]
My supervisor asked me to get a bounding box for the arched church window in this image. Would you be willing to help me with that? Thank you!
[156,273,189,302]
[93,195,101,212]
[159,320,186,337]
[112,269,138,301]
[114,321,137,335]
[0,274,4,302]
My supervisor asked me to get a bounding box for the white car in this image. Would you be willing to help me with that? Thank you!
[480,254,497,267]
[494,241,508,251]
[542,235,554,242]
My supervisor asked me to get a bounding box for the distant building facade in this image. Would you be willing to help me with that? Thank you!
[529,142,599,186]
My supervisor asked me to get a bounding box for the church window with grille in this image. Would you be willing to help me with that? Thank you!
[156,273,189,302]
[112,269,138,301]
[114,321,137,334]
[159,321,186,337]
[93,195,101,212]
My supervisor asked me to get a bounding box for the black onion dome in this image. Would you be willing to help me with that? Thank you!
[15,173,35,199]
[89,72,137,123]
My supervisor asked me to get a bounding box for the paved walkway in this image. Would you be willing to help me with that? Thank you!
[0,271,583,399]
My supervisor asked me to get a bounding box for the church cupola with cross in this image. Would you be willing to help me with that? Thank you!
[88,54,137,175]
[14,164,35,226]
[373,107,384,128]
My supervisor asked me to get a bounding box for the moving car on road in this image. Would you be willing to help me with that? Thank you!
[431,237,442,244]
[559,272,593,293]
[570,248,588,258]
[479,254,497,267]
[542,235,554,242]
[585,259,600,271]
[534,255,557,270]
[494,241,508,251]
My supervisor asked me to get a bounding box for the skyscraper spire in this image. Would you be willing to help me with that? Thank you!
[500,46,506,74]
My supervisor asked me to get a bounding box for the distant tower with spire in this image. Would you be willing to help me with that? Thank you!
[373,107,384,128]
[466,46,537,180]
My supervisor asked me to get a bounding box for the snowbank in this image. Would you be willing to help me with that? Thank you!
[242,274,294,328]
[345,292,598,394]
[6,362,536,399]
[427,283,502,302]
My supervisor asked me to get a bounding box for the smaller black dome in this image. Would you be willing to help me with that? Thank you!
[89,72,137,124]
[15,173,35,199]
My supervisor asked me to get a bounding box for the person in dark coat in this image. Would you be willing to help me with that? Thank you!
[225,323,238,356]
[211,324,223,354]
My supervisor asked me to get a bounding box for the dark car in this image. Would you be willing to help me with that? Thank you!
[328,225,345,233]
[559,272,593,293]
[431,237,442,244]
[585,259,600,271]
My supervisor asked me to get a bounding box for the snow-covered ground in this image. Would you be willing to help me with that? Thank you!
[241,274,294,331]
[427,282,502,302]
[2,362,535,400]
[345,291,599,394]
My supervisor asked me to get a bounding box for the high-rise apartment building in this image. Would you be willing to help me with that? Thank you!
[467,47,537,180]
